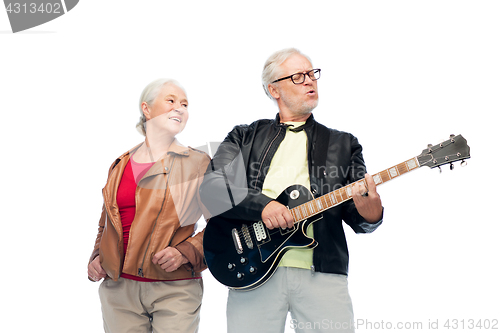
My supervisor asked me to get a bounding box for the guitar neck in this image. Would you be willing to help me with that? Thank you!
[289,157,420,222]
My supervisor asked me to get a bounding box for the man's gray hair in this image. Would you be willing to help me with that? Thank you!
[261,48,313,100]
[136,78,186,136]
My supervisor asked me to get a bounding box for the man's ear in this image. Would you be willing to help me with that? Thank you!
[268,83,280,100]
[141,102,151,121]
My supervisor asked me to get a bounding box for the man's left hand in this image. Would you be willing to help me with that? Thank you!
[152,247,189,273]
[352,174,383,223]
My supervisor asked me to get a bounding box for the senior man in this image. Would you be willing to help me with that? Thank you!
[200,48,384,333]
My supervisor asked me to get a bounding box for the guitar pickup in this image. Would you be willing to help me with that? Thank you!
[232,228,243,254]
[253,221,269,242]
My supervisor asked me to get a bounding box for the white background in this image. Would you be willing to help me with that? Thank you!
[1,1,499,332]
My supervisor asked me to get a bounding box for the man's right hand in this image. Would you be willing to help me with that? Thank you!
[88,255,107,282]
[261,200,294,230]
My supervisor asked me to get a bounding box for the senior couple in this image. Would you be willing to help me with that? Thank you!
[88,48,384,333]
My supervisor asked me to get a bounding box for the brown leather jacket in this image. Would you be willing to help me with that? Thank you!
[89,140,211,281]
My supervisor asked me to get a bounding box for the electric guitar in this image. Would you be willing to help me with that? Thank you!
[203,134,471,291]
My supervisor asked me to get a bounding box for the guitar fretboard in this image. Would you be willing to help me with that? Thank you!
[289,157,420,222]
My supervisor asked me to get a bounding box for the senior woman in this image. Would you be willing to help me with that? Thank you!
[88,79,210,333]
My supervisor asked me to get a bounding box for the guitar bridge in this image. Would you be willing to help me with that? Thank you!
[231,228,243,254]
[241,224,254,249]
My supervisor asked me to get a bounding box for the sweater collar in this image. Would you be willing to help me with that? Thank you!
[274,112,315,132]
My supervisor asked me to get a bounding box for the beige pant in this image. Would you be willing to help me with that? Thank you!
[227,267,354,333]
[99,278,203,333]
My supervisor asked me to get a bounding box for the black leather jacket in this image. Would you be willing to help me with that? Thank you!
[200,113,382,276]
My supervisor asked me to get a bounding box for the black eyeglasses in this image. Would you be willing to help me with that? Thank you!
[272,69,321,84]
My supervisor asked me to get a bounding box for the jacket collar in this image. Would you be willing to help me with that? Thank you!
[123,139,189,159]
[144,139,190,178]
[165,139,190,157]
[111,139,190,171]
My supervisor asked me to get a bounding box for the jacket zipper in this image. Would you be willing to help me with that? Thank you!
[101,204,123,275]
[101,163,124,270]
[253,125,284,190]
[137,156,176,277]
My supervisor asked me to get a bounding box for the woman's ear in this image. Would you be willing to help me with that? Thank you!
[141,102,151,121]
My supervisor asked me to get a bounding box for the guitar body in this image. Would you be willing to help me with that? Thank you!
[203,184,322,291]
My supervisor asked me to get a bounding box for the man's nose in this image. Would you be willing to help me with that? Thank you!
[303,73,314,84]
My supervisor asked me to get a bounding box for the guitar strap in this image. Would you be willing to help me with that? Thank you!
[222,168,236,208]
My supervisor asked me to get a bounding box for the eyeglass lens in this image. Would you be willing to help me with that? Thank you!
[291,69,320,84]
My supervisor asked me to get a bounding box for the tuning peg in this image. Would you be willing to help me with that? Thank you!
[450,134,455,138]
[461,160,468,167]
[438,166,442,173]
[428,144,433,152]
[450,163,454,170]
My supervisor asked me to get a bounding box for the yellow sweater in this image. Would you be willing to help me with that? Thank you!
[262,122,313,269]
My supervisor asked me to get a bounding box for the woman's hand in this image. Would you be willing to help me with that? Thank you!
[88,255,107,282]
[152,247,189,273]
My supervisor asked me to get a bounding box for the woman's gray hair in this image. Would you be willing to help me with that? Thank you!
[261,48,313,100]
[136,78,186,136]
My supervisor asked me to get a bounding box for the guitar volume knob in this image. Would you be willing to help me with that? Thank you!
[227,263,235,271]
[249,266,257,274]
[236,272,245,280]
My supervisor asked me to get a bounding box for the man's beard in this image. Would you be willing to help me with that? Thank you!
[281,93,319,116]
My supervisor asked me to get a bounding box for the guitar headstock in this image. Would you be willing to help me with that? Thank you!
[417,134,470,169]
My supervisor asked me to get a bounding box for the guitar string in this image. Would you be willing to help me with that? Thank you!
[232,145,466,249]
[234,179,366,241]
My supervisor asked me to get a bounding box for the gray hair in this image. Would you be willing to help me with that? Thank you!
[261,48,313,100]
[136,78,186,136]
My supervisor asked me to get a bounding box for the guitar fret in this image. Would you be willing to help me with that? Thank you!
[321,196,328,209]
[318,197,324,211]
[406,157,418,170]
[301,205,307,219]
[397,162,408,175]
[388,166,399,178]
[380,169,391,183]
[308,202,315,215]
[292,208,300,221]
[334,190,343,203]
[329,193,337,206]
[346,186,352,198]
[316,199,323,210]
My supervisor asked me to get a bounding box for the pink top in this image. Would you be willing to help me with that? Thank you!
[116,155,199,282]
